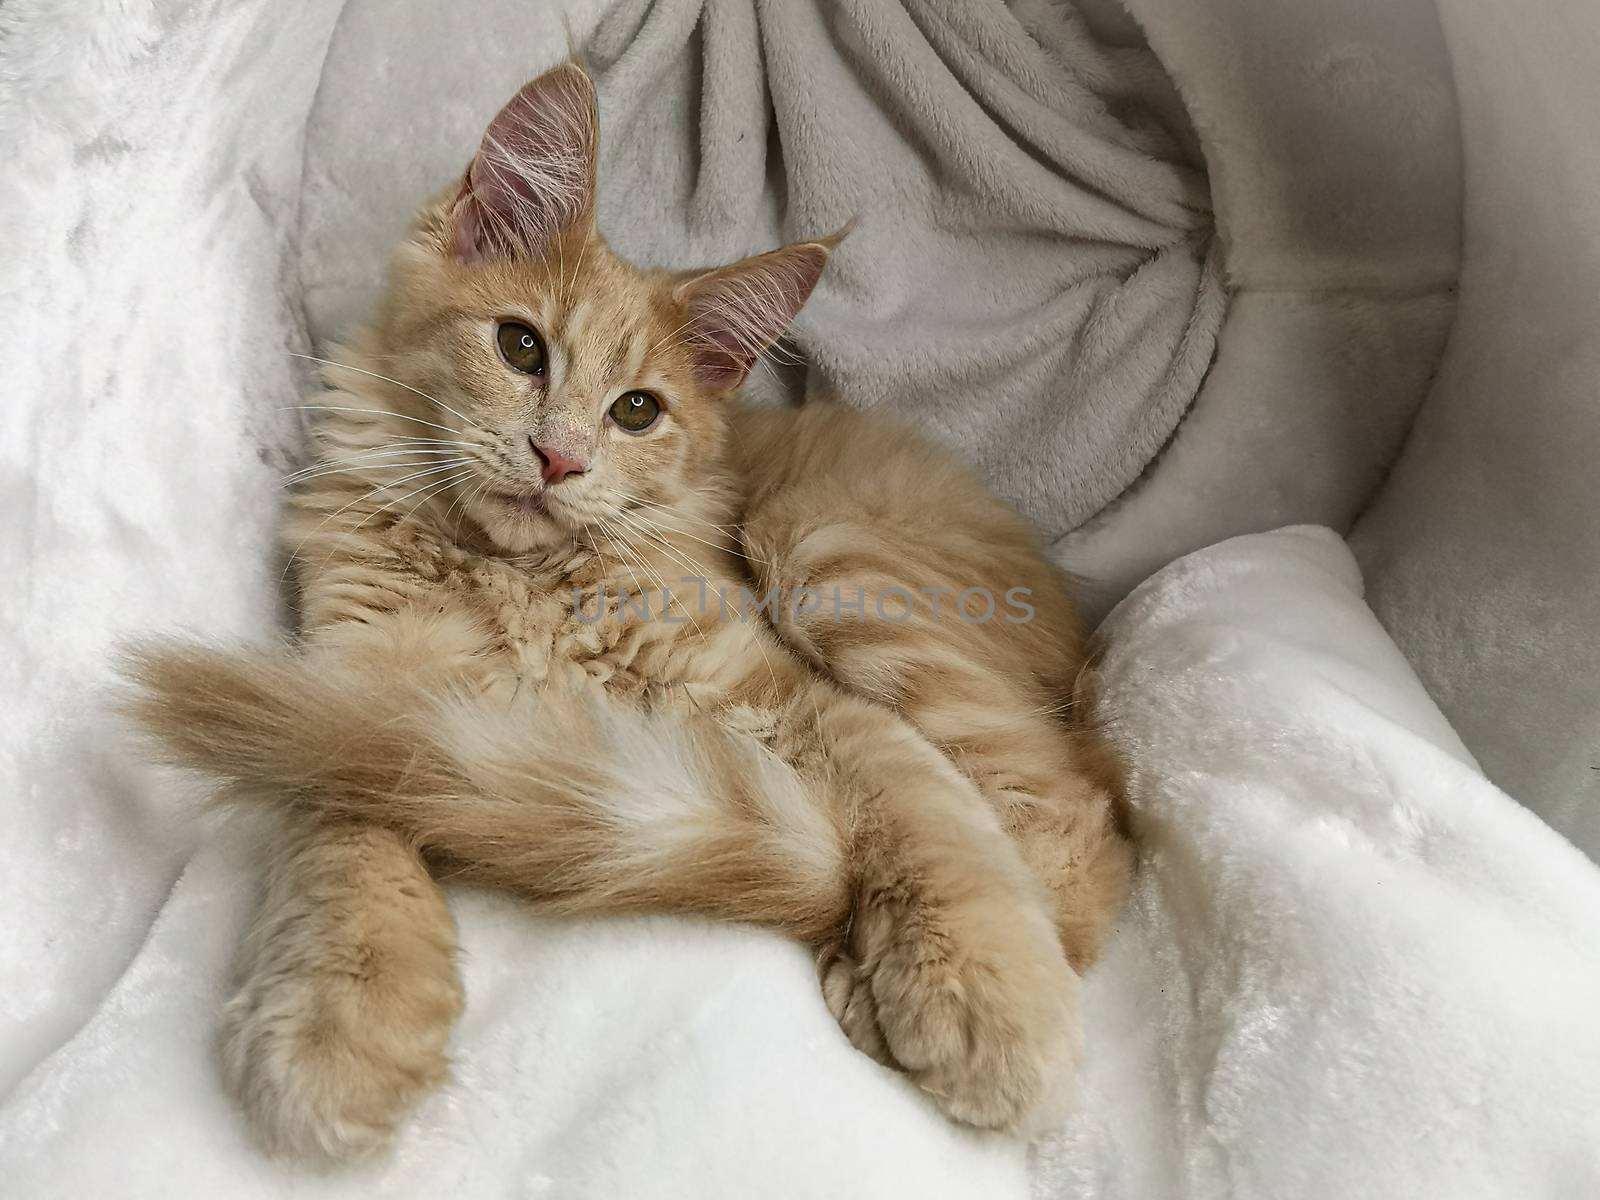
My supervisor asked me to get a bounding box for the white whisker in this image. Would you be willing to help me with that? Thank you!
[281,404,463,438]
[289,353,481,431]
[302,468,476,582]
[282,449,472,487]
[278,461,478,583]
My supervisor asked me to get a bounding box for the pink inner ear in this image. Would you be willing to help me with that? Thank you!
[680,243,832,391]
[451,64,597,265]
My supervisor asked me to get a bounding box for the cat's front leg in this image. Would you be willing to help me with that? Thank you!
[215,602,502,1159]
[221,815,464,1160]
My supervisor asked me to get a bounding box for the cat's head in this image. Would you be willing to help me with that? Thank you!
[366,62,839,554]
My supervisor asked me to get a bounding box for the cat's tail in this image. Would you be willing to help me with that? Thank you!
[120,641,850,941]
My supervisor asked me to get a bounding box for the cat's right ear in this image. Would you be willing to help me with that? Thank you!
[449,63,598,265]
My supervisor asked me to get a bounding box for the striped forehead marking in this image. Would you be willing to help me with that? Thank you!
[559,294,654,391]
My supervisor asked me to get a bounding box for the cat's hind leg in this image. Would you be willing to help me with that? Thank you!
[744,510,1133,972]
[795,692,1084,1133]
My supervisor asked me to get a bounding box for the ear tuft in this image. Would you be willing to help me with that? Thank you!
[450,63,598,265]
[674,234,843,392]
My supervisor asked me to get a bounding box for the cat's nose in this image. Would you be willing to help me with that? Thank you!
[529,437,588,484]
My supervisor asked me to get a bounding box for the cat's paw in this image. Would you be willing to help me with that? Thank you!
[819,948,894,1066]
[220,949,463,1161]
[823,898,1083,1135]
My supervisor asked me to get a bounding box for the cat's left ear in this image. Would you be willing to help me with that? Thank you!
[450,63,598,265]
[673,231,846,392]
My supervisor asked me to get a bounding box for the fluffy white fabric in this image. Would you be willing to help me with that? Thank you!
[6,526,1598,1197]
[0,821,1026,1197]
[1036,526,1600,1198]
[0,0,342,1096]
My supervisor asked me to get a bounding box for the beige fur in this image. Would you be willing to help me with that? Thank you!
[124,63,1131,1158]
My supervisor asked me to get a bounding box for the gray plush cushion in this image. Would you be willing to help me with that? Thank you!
[1354,0,1600,859]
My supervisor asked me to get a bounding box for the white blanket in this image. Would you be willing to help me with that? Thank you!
[1034,527,1600,1198]
[5,526,1598,1197]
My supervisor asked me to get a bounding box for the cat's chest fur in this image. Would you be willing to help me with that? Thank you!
[372,521,778,712]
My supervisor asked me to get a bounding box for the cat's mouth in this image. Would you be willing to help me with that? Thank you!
[469,482,589,553]
[473,486,579,553]
[491,490,548,518]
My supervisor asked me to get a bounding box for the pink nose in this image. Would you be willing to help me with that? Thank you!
[530,438,587,484]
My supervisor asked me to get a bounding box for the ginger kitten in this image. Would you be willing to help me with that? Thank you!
[127,62,1131,1158]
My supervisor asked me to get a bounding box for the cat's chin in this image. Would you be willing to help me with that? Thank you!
[472,491,570,554]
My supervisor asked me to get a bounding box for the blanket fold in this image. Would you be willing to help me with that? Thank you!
[1034,527,1600,1199]
[586,0,1223,538]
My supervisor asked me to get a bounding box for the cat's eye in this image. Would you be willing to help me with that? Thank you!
[609,391,662,434]
[496,321,546,375]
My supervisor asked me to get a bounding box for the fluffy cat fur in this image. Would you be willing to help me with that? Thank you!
[124,62,1132,1159]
